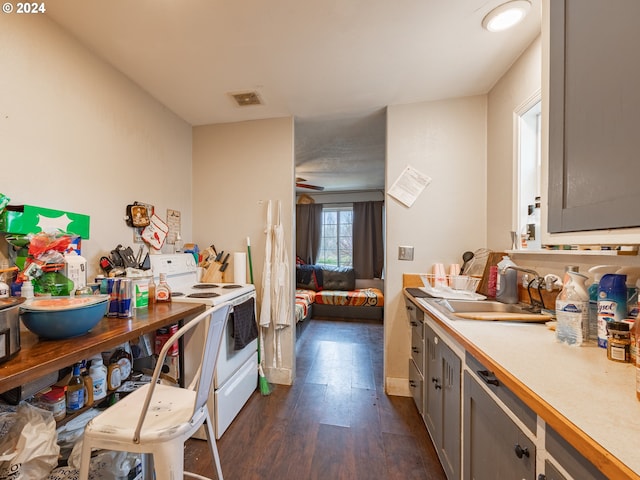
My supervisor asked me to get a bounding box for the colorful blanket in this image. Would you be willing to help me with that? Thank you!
[314,288,384,307]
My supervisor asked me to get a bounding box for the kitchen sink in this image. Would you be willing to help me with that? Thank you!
[435,299,537,315]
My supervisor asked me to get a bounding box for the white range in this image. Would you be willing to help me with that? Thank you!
[149,253,258,439]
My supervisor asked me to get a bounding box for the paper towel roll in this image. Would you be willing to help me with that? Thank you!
[233,252,247,283]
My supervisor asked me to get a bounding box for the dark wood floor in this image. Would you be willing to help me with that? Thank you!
[184,318,446,480]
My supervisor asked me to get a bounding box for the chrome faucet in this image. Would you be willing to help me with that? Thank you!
[499,265,549,312]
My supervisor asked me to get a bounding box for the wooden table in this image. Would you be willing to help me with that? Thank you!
[0,302,206,394]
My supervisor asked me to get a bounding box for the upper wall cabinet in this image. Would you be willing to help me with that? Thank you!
[548,0,640,233]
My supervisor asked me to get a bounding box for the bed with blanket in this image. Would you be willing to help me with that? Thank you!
[295,264,384,325]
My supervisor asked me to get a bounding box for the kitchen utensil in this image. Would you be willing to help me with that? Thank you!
[139,252,150,270]
[460,251,474,274]
[454,311,551,322]
[0,297,25,364]
[20,295,109,339]
[100,256,115,274]
[115,245,138,268]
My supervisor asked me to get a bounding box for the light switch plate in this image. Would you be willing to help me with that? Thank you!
[398,246,414,261]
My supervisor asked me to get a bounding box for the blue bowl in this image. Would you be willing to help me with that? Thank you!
[20,295,109,339]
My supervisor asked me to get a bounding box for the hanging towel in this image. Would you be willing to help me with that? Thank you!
[231,297,258,351]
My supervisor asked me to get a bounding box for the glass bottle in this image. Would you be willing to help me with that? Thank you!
[148,276,156,310]
[527,199,541,250]
[520,204,533,249]
[156,273,171,303]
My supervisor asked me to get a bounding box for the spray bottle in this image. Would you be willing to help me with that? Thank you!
[615,267,640,319]
[556,271,589,346]
[587,266,619,344]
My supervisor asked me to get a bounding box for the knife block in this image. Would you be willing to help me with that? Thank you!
[201,261,225,283]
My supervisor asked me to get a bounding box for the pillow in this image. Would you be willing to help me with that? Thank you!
[296,265,323,291]
[321,266,355,291]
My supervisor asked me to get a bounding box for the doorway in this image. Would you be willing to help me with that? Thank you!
[293,108,387,348]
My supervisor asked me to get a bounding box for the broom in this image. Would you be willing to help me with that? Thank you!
[248,236,271,396]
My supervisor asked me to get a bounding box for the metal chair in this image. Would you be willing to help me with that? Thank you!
[78,303,231,480]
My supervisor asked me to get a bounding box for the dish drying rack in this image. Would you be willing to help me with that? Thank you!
[420,274,481,293]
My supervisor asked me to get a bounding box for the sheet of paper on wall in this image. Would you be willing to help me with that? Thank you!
[387,165,432,207]
[166,209,181,244]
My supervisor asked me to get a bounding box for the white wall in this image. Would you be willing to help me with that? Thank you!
[192,118,295,384]
[0,15,193,280]
[486,36,542,251]
[385,96,487,395]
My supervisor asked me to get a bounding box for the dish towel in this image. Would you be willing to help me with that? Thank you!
[231,297,258,351]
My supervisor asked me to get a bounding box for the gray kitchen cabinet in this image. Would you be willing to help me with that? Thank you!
[405,298,424,417]
[463,365,535,479]
[548,0,640,233]
[541,461,567,480]
[424,324,461,480]
[545,425,607,480]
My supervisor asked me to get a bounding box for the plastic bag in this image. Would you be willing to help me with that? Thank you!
[0,402,60,480]
[67,439,142,480]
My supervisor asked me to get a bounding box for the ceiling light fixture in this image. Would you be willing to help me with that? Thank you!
[482,0,531,32]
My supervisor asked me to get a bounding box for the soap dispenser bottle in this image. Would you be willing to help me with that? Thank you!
[496,256,519,304]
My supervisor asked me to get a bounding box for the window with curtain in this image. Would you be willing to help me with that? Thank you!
[316,205,353,267]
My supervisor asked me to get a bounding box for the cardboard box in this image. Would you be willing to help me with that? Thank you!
[0,204,90,238]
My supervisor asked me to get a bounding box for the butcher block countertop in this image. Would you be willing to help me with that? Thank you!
[0,302,206,394]
[404,287,640,480]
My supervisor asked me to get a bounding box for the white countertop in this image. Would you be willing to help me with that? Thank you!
[416,296,640,477]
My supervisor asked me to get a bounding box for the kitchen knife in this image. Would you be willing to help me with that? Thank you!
[215,250,224,262]
[220,262,229,272]
[221,253,230,266]
[121,246,138,267]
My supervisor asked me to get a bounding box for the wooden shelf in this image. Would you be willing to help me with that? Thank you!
[507,249,637,257]
[0,302,206,394]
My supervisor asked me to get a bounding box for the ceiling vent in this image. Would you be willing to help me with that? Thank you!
[229,91,263,107]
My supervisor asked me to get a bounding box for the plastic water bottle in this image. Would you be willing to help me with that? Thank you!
[556,271,589,346]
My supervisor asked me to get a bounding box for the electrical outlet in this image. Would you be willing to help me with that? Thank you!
[398,246,414,261]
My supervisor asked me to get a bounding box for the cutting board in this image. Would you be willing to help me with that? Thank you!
[455,312,552,322]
